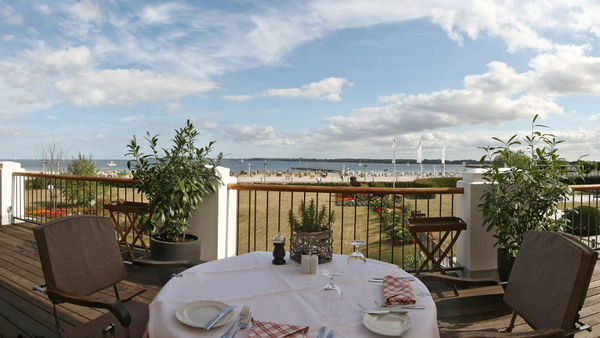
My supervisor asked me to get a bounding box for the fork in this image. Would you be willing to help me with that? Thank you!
[221,305,248,338]
[230,305,251,338]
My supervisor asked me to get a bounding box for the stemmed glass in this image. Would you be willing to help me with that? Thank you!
[318,270,343,324]
[347,240,366,278]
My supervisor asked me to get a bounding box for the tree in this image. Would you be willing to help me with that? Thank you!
[62,154,98,209]
[40,139,64,211]
[40,138,64,174]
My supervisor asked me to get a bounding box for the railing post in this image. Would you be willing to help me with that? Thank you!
[0,162,24,225]
[188,166,238,262]
[456,169,498,279]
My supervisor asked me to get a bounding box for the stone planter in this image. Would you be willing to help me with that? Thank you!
[290,229,333,263]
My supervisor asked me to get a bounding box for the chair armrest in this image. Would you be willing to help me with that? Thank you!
[417,273,498,287]
[47,288,131,327]
[133,258,203,268]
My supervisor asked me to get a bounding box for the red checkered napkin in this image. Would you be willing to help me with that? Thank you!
[383,275,416,305]
[248,319,309,338]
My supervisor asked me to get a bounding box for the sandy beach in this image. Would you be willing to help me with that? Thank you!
[234,170,459,183]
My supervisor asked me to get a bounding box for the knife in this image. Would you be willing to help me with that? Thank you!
[317,326,326,338]
[205,305,235,330]
[326,329,334,338]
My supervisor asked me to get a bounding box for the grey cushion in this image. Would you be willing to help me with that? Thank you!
[503,231,597,331]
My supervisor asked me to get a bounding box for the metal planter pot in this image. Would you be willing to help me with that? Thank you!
[290,229,333,263]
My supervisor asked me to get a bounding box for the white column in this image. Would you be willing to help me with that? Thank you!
[456,168,498,279]
[188,166,238,262]
[0,161,24,225]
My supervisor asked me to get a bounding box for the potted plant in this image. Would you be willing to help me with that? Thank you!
[479,115,581,281]
[126,120,222,262]
[289,199,335,263]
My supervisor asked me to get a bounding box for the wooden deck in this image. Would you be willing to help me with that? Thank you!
[0,223,598,337]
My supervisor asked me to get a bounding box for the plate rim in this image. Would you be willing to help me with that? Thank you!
[175,300,235,329]
[362,312,411,336]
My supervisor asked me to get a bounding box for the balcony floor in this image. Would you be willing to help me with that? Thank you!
[0,223,599,337]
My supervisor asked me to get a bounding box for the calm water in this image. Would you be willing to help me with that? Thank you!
[3,159,465,175]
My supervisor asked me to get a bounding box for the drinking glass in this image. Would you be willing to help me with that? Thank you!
[318,271,343,324]
[347,240,366,278]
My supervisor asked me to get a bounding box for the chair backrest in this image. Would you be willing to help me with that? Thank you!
[503,231,597,331]
[34,215,127,296]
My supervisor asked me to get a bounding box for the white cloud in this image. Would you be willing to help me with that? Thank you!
[2,35,14,41]
[69,0,102,23]
[222,77,349,102]
[1,5,23,26]
[162,101,182,113]
[221,94,253,102]
[36,46,93,72]
[378,93,405,103]
[224,124,295,145]
[55,69,217,107]
[47,115,58,120]
[264,77,348,102]
[141,3,187,25]
[119,116,137,122]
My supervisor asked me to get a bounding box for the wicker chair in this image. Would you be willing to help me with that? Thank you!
[425,231,597,337]
[33,215,188,337]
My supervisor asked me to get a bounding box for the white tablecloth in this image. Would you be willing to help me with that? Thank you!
[149,252,439,338]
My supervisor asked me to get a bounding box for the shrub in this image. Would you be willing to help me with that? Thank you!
[564,206,600,236]
[288,199,334,232]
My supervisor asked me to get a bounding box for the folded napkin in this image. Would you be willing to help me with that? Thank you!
[248,319,309,338]
[383,275,416,305]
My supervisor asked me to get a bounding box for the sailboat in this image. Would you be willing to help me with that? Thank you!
[106,160,117,167]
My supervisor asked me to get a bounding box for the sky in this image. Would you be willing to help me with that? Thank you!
[1,0,600,161]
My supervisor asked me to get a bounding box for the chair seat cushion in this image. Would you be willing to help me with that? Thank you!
[60,301,148,338]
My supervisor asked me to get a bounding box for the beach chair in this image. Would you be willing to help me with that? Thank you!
[428,231,597,337]
[34,215,150,338]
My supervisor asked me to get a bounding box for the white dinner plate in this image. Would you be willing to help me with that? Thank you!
[175,300,235,329]
[362,312,411,336]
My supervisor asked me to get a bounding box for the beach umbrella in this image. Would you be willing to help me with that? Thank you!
[416,141,422,164]
[442,143,446,176]
[441,144,446,164]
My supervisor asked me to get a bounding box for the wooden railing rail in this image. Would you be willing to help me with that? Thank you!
[228,183,464,195]
[13,172,136,184]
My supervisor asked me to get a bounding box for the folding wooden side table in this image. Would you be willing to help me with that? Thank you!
[104,201,152,261]
[404,216,467,275]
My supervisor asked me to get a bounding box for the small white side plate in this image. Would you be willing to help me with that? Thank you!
[362,312,411,336]
[175,300,235,329]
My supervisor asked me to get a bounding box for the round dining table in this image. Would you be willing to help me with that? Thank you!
[148,251,439,337]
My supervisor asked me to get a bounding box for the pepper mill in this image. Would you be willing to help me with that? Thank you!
[272,233,286,265]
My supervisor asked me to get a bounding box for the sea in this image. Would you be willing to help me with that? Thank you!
[2,158,466,175]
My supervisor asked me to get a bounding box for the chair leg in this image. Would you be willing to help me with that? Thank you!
[114,284,120,301]
[52,303,61,332]
[506,311,517,333]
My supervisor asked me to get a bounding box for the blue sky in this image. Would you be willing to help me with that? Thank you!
[1,1,600,161]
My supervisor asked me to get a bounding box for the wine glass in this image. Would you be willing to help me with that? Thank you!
[318,270,343,324]
[347,240,366,278]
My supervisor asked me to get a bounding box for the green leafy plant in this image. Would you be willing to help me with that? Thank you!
[479,115,582,257]
[564,206,600,236]
[62,153,98,207]
[288,199,334,233]
[126,120,223,242]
